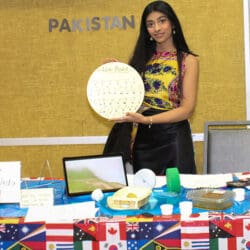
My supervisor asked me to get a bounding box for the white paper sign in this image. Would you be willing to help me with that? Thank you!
[25,201,98,222]
[0,161,21,203]
[20,188,54,208]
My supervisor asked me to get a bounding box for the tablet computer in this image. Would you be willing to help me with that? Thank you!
[63,154,128,196]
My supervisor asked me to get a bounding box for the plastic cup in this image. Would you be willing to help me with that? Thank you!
[160,204,173,215]
[179,201,193,215]
[91,188,104,202]
[233,188,245,201]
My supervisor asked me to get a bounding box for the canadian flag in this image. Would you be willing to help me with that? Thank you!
[98,222,127,249]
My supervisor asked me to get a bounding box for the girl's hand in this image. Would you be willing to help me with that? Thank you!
[110,112,148,124]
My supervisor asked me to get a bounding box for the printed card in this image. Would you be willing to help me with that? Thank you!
[0,161,21,203]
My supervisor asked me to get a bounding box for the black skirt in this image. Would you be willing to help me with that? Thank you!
[132,109,196,175]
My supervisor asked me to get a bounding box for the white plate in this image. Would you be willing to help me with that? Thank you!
[134,168,156,188]
[87,62,144,119]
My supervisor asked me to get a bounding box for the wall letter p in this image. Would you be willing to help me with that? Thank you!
[49,19,59,32]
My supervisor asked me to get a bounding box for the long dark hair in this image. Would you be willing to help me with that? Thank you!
[129,0,197,89]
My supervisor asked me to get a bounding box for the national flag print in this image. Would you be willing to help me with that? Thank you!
[99,240,127,249]
[46,242,74,250]
[126,222,139,232]
[210,218,250,250]
[97,221,126,241]
[138,239,180,250]
[0,224,19,250]
[209,212,233,221]
[74,240,98,250]
[154,221,180,248]
[243,218,250,239]
[0,224,19,241]
[127,221,181,249]
[181,220,209,249]
[154,221,180,239]
[209,219,244,238]
[209,222,234,238]
[236,218,250,250]
[182,239,210,250]
[209,212,242,221]
[46,223,73,250]
[127,239,139,250]
[18,223,45,240]
[74,222,97,241]
[73,222,97,250]
[18,223,45,249]
[0,224,6,233]
[6,241,33,250]
[209,218,243,238]
[138,222,153,240]
[236,237,250,250]
[97,222,127,249]
[210,237,238,250]
[0,223,46,250]
[127,221,153,250]
[126,222,140,240]
[181,220,209,239]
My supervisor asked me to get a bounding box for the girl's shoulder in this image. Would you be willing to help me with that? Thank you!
[184,53,199,67]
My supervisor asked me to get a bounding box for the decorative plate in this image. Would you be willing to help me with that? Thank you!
[87,62,144,119]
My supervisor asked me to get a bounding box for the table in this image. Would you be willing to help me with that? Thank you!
[0,179,250,250]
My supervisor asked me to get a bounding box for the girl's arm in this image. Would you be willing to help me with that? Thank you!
[112,54,199,125]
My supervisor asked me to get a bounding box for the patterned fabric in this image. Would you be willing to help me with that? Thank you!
[143,51,186,110]
[1,213,250,250]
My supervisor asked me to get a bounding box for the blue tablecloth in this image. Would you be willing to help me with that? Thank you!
[1,179,249,218]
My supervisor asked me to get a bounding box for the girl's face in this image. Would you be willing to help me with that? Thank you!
[146,11,173,48]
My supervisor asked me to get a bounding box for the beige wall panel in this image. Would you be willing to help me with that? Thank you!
[0,0,245,176]
[0,144,104,178]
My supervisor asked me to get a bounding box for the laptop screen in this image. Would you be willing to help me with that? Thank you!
[63,154,128,196]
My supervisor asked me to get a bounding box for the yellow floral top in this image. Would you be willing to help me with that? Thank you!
[143,51,186,110]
